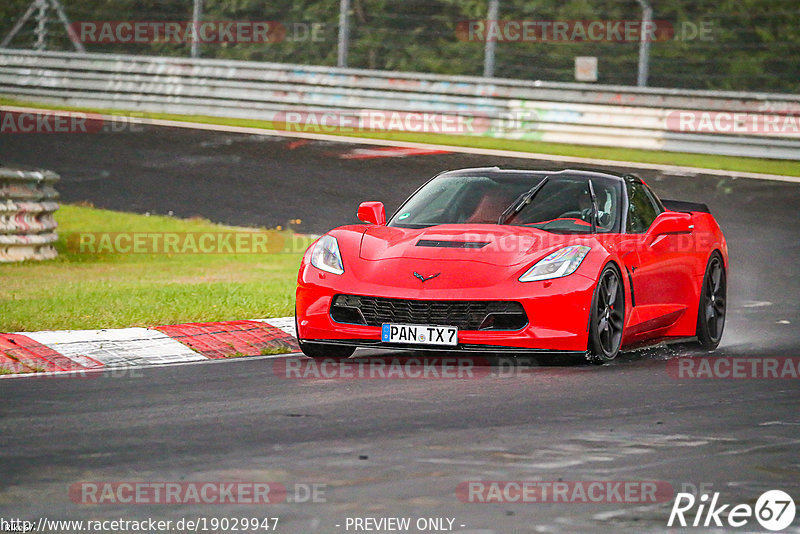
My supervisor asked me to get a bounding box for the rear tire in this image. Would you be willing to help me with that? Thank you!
[295,311,355,360]
[588,264,625,364]
[694,253,726,350]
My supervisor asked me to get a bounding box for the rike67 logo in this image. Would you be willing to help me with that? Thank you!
[668,489,796,531]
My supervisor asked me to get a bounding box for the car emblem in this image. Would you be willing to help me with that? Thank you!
[413,271,441,282]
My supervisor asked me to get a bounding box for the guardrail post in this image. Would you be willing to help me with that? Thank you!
[34,0,48,50]
[338,0,350,68]
[636,0,652,87]
[483,0,499,77]
[191,0,203,58]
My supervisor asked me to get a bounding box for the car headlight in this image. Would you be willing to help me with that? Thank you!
[519,245,591,282]
[310,235,344,275]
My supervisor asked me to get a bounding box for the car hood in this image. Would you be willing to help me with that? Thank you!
[358,224,579,267]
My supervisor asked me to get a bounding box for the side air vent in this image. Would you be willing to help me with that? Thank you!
[416,240,490,249]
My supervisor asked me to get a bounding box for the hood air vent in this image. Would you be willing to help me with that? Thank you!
[415,240,489,249]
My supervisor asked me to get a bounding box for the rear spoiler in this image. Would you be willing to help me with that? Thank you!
[662,199,710,214]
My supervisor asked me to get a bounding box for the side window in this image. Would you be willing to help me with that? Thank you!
[626,182,662,233]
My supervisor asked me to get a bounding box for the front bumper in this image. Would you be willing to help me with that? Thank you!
[296,266,597,353]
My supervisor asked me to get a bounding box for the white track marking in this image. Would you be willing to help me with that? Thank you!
[3,105,799,184]
[741,301,773,308]
[251,317,296,338]
[24,328,206,368]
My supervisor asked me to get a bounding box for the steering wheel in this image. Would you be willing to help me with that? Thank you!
[560,208,593,222]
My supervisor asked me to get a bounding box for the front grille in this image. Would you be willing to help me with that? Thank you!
[331,295,528,331]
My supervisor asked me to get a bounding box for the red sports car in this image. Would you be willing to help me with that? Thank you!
[295,168,727,363]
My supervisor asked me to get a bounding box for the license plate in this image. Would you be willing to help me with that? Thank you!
[381,324,458,346]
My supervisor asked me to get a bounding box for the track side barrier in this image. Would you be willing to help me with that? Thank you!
[0,49,798,159]
[0,167,59,262]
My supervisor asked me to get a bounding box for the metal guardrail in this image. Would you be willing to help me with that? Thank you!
[1,49,798,160]
[0,167,59,262]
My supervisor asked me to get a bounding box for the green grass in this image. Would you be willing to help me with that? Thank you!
[2,97,799,177]
[0,204,313,332]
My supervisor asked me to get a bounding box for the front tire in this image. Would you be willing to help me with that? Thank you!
[295,311,355,360]
[588,265,625,364]
[694,253,726,350]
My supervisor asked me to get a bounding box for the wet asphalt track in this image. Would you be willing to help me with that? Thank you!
[1,123,799,533]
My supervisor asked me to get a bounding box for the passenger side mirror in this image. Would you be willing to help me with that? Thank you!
[357,201,386,225]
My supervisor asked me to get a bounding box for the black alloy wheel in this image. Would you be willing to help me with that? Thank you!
[695,254,726,349]
[589,265,625,364]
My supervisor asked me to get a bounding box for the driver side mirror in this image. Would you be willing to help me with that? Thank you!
[646,211,693,243]
[357,201,386,225]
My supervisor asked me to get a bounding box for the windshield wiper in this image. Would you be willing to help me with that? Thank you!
[587,179,598,234]
[498,176,549,225]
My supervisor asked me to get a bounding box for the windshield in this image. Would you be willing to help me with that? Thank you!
[388,173,622,233]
